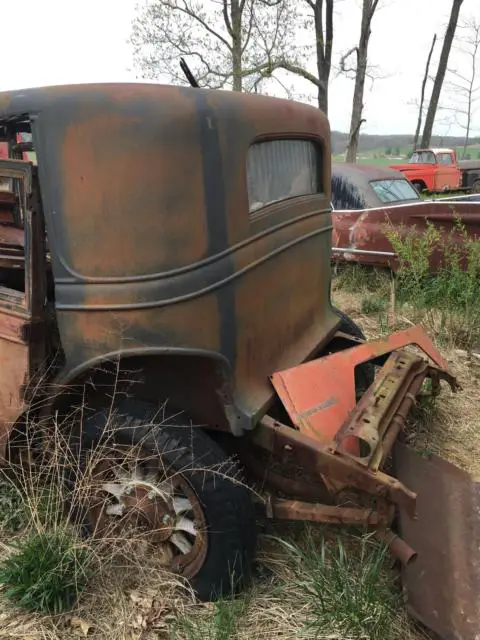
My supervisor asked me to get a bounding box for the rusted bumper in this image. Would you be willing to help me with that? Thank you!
[271,326,457,504]
[394,443,480,640]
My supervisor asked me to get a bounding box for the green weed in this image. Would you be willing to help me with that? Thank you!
[172,595,249,639]
[335,264,391,296]
[0,528,93,614]
[386,216,480,349]
[361,296,388,315]
[278,531,401,640]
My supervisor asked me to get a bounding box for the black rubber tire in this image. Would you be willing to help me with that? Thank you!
[412,181,424,195]
[332,307,375,394]
[74,398,257,602]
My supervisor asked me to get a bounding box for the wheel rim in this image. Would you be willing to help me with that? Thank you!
[473,181,480,194]
[83,446,208,579]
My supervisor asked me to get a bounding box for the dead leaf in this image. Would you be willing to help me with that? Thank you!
[129,590,153,610]
[69,617,93,637]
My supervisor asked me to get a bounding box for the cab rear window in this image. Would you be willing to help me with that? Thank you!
[247,139,322,213]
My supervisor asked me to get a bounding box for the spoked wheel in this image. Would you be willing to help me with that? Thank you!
[73,399,257,601]
[86,449,208,579]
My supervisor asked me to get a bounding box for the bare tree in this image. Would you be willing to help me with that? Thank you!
[413,34,437,150]
[264,0,334,113]
[445,17,480,158]
[420,0,464,148]
[130,0,295,92]
[342,0,380,163]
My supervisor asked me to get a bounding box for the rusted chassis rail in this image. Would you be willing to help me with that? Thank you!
[244,326,458,566]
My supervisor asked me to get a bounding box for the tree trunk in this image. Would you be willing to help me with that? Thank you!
[413,34,437,150]
[231,0,243,91]
[345,49,367,162]
[345,0,379,163]
[421,0,464,147]
[314,0,334,114]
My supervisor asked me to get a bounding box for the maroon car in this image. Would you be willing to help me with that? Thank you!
[331,163,480,271]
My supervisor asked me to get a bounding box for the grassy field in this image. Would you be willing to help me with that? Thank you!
[333,144,480,166]
[0,243,478,638]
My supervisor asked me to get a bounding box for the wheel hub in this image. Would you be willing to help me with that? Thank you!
[85,452,207,578]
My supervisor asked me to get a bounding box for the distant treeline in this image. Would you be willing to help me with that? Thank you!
[331,131,480,155]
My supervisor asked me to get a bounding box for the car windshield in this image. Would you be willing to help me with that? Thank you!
[370,179,420,204]
[409,151,435,164]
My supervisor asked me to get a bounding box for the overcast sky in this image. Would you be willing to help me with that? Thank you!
[1,0,477,136]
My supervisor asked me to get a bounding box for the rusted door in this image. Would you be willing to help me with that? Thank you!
[436,152,460,190]
[0,160,45,457]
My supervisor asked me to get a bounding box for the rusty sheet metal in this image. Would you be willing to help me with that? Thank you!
[394,443,480,640]
[271,325,454,448]
[332,199,480,272]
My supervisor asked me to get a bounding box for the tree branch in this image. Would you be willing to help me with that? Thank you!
[162,0,232,50]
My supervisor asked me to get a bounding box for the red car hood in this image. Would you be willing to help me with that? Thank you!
[389,163,432,173]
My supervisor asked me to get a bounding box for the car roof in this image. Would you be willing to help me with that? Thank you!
[331,163,419,210]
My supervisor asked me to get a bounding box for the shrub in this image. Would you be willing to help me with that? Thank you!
[386,216,480,349]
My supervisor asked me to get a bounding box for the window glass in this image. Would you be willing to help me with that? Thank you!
[438,153,453,165]
[410,151,435,164]
[370,179,421,203]
[331,174,367,210]
[247,139,321,213]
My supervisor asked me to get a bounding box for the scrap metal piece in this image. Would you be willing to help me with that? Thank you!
[271,326,457,458]
[252,416,418,516]
[269,499,390,526]
[394,443,480,640]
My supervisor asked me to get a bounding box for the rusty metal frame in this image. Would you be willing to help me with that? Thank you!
[250,416,418,515]
[249,326,459,557]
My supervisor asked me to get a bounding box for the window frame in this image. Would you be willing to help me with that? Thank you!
[0,160,38,315]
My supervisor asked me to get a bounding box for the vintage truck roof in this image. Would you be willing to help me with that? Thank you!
[0,82,327,129]
[0,82,332,283]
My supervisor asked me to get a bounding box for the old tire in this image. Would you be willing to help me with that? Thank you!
[331,308,375,395]
[72,399,257,601]
[412,181,424,195]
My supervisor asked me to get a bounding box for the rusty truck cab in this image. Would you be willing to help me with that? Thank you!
[0,83,336,450]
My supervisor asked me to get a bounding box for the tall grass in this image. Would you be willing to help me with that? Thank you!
[0,398,189,616]
[277,529,402,640]
[386,216,480,349]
